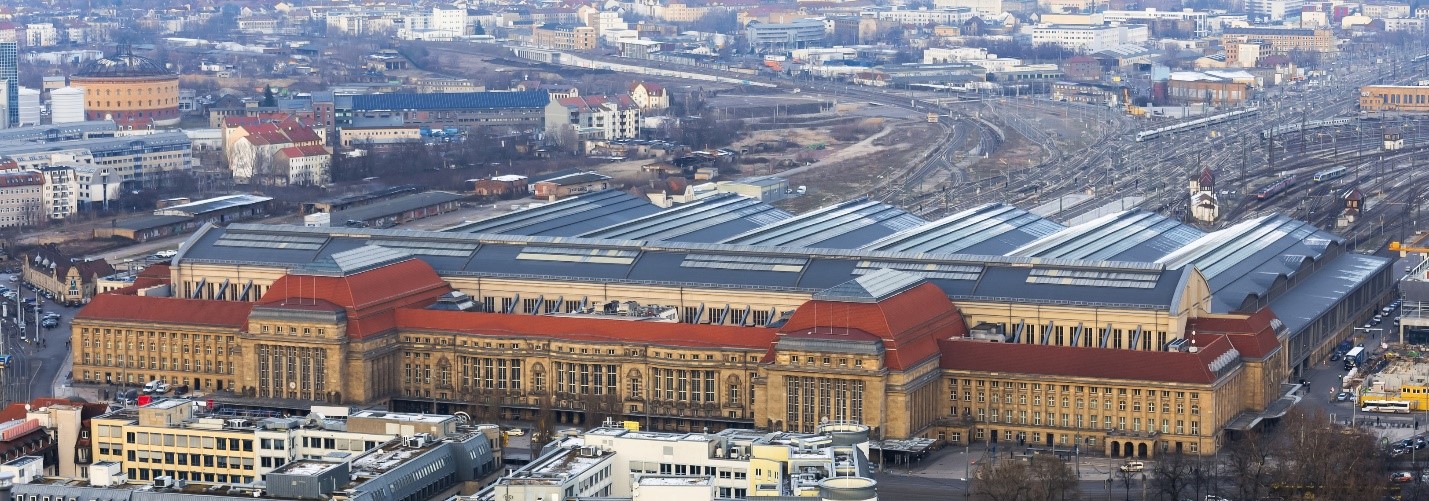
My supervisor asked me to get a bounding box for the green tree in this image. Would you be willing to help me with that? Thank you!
[473,21,485,36]
[261,85,277,107]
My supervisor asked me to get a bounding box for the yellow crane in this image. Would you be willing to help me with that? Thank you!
[1124,88,1146,117]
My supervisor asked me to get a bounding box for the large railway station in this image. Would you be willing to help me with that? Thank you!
[71,188,1393,458]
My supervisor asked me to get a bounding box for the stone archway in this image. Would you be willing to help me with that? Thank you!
[1110,441,1120,457]
[1122,442,1134,457]
[1138,443,1149,458]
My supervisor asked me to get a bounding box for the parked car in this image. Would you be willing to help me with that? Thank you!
[173,385,190,396]
[155,382,170,394]
[154,249,178,258]
[1392,471,1414,483]
[1336,392,1351,402]
[1330,353,1342,361]
[503,428,525,436]
[41,317,58,329]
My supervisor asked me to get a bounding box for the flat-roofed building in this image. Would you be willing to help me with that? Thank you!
[1221,27,1335,59]
[27,400,497,495]
[1359,85,1429,112]
[337,91,550,130]
[531,23,597,50]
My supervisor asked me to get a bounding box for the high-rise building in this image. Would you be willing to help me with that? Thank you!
[0,42,17,127]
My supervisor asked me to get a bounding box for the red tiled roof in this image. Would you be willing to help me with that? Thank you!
[938,335,1237,384]
[106,263,173,296]
[278,145,330,158]
[0,399,109,423]
[281,125,323,144]
[1186,308,1282,359]
[778,282,965,370]
[397,309,777,350]
[76,294,252,329]
[257,259,451,339]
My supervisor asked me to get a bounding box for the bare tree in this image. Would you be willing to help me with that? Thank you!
[1116,467,1139,501]
[1221,431,1275,501]
[1026,455,1079,501]
[1151,452,1194,500]
[1270,409,1386,501]
[972,458,1032,501]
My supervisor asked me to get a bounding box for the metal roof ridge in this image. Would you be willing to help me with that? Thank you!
[216,223,1167,272]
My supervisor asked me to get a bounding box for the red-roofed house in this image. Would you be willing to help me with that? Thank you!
[628,82,669,110]
[226,119,325,184]
[273,144,333,186]
[544,94,643,144]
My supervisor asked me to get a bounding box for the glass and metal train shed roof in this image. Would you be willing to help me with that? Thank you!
[1008,210,1205,263]
[578,192,792,243]
[442,190,662,237]
[180,223,1187,310]
[1158,214,1379,313]
[861,203,1064,255]
[719,198,927,249]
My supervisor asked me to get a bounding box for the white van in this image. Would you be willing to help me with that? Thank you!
[142,380,161,394]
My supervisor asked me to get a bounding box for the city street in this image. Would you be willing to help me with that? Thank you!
[0,281,80,407]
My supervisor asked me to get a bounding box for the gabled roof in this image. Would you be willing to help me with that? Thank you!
[27,247,114,283]
[76,294,252,329]
[258,256,452,339]
[1187,308,1282,359]
[278,145,330,158]
[938,334,1239,384]
[780,280,964,370]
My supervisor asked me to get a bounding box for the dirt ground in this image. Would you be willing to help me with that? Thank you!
[777,121,941,213]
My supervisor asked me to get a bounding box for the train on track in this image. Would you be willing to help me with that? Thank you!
[1260,117,1354,140]
[1135,107,1260,142]
[1313,166,1349,182]
[1255,174,1300,200]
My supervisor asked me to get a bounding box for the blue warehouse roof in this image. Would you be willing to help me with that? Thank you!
[579,193,792,243]
[720,198,926,249]
[350,91,550,111]
[862,203,1063,255]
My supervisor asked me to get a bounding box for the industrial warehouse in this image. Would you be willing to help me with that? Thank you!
[71,189,1394,459]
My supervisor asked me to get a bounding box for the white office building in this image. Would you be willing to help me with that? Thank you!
[467,423,881,501]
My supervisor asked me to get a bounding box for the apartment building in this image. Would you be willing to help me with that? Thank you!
[1102,8,1211,37]
[544,95,643,142]
[1221,27,1335,59]
[0,170,43,228]
[532,23,598,50]
[0,131,193,191]
[36,165,77,220]
[272,145,333,186]
[1030,24,1149,53]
